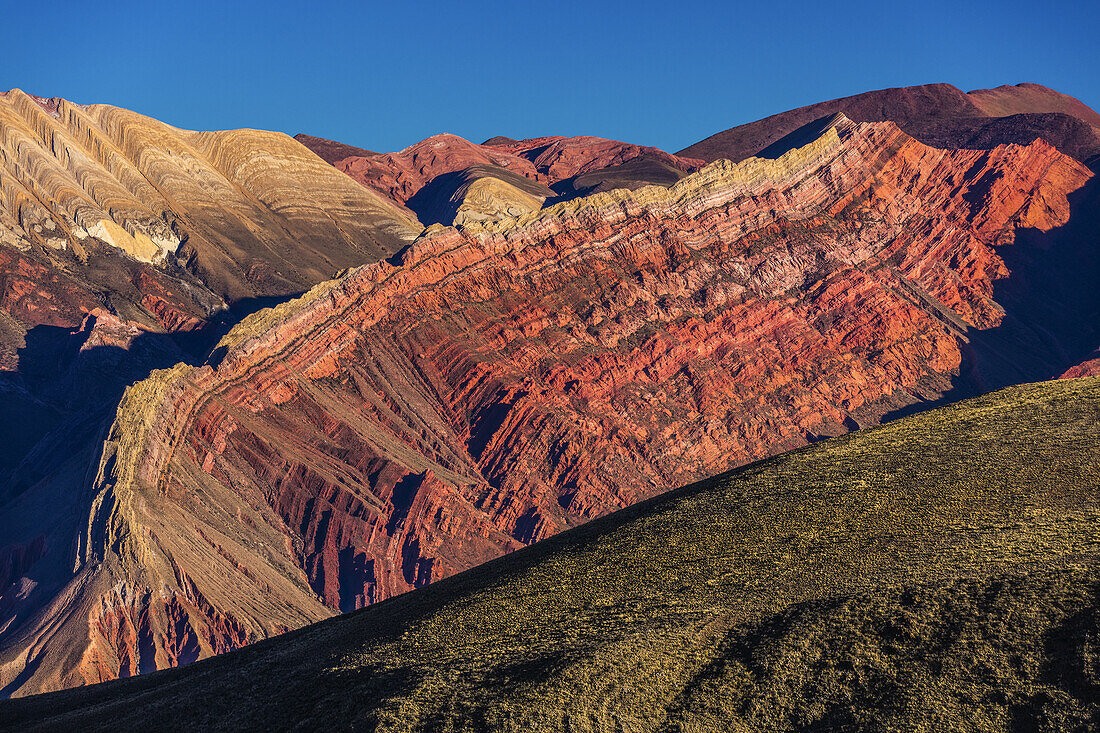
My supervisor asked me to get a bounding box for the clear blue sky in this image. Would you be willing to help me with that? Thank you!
[3,0,1097,154]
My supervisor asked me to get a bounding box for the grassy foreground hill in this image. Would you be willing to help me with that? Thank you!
[3,377,1099,732]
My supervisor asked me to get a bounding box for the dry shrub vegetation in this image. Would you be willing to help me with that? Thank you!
[4,377,1099,732]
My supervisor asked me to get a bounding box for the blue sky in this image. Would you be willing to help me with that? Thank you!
[3,0,1097,153]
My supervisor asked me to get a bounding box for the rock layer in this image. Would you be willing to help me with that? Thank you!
[0,90,425,697]
[0,89,420,306]
[0,89,429,514]
[2,114,1094,696]
[4,376,1099,731]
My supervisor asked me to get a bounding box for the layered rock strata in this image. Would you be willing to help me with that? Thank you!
[2,115,1093,695]
[0,89,427,518]
[0,89,420,306]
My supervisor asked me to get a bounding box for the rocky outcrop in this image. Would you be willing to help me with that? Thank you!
[3,114,1093,696]
[405,164,554,227]
[449,171,549,227]
[1062,351,1100,378]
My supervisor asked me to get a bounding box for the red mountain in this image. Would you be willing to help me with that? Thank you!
[294,132,705,223]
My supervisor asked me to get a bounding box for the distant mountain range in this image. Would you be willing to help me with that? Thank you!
[679,82,1100,166]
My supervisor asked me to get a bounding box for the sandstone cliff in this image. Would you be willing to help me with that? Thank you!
[3,113,1094,695]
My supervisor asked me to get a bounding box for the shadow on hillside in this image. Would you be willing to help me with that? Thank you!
[0,292,302,506]
[405,166,555,226]
[549,155,689,202]
[756,115,845,159]
[883,176,1100,422]
[403,170,470,226]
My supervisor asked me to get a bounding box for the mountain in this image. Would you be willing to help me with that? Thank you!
[3,82,1099,699]
[967,82,1100,125]
[4,100,1098,697]
[0,89,419,311]
[293,132,705,224]
[0,94,715,699]
[3,375,1097,731]
[0,89,421,700]
[679,82,1100,167]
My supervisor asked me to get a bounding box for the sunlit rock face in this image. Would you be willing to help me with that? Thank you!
[0,88,420,308]
[5,109,1094,698]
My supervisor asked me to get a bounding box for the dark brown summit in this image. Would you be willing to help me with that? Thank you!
[292,133,379,165]
[679,82,1100,167]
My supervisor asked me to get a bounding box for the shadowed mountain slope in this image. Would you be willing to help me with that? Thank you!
[404,164,554,227]
[551,154,694,199]
[482,134,705,182]
[4,112,1098,697]
[3,375,1098,731]
[679,82,1100,168]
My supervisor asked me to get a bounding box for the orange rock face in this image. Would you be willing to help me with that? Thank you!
[4,116,1094,697]
[192,123,1085,542]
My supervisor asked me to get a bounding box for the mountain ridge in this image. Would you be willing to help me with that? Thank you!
[4,113,1096,696]
[679,82,1100,167]
[2,82,1099,701]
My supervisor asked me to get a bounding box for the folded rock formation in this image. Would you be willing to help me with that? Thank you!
[0,88,427,510]
[5,375,1099,730]
[3,111,1096,696]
